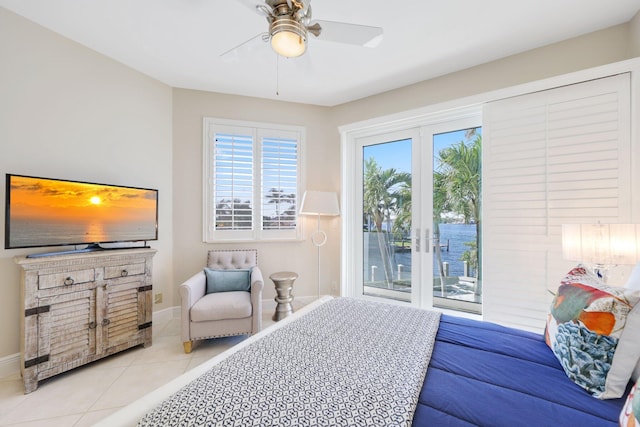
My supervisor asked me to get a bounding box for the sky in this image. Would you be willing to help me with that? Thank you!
[364,127,481,173]
[9,175,157,222]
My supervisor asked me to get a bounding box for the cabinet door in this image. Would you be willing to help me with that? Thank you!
[100,279,152,351]
[35,289,97,378]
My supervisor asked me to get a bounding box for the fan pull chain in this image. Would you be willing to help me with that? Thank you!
[276,55,280,96]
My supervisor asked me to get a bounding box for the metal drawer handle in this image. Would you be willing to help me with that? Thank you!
[102,318,111,326]
[64,277,74,286]
[88,321,97,329]
[121,269,128,277]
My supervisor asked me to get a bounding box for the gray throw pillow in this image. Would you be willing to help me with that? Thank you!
[204,268,252,294]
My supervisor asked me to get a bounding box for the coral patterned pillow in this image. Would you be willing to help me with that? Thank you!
[620,380,639,426]
[545,265,640,399]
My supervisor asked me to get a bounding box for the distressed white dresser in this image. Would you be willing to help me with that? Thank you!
[15,248,156,393]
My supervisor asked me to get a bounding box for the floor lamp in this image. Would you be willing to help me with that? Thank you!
[299,191,340,299]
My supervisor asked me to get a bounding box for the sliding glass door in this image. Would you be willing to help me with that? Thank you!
[346,114,481,313]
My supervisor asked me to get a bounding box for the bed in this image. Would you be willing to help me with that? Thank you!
[419,314,628,426]
[96,295,632,427]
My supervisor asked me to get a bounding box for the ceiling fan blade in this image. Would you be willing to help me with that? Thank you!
[311,20,383,47]
[220,33,269,61]
[236,0,263,11]
[236,0,274,20]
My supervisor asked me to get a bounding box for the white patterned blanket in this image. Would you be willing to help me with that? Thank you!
[138,298,441,426]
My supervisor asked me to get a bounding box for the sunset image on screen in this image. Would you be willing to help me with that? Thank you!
[7,175,158,248]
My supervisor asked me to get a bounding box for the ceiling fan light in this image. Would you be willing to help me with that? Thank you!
[270,17,307,57]
[271,31,305,57]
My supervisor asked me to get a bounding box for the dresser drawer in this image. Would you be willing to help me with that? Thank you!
[38,269,96,290]
[104,261,146,279]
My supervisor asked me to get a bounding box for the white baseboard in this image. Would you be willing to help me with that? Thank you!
[153,305,180,322]
[166,295,322,319]
[0,352,20,379]
[262,295,320,312]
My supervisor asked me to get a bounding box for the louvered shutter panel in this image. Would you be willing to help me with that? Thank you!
[262,136,298,231]
[482,74,631,332]
[214,133,254,231]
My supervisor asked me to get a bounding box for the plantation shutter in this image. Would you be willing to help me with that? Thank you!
[203,118,304,242]
[482,73,631,332]
[261,134,299,232]
[213,132,254,232]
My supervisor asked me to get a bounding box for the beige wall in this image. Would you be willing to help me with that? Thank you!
[331,23,634,125]
[631,11,640,56]
[171,89,341,305]
[1,5,639,365]
[0,8,174,359]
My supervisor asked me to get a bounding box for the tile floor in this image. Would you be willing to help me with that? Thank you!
[0,302,306,427]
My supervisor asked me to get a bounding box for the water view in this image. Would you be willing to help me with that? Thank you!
[361,126,481,312]
[9,218,157,247]
[364,223,476,283]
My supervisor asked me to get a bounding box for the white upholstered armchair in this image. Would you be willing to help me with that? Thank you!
[180,249,263,353]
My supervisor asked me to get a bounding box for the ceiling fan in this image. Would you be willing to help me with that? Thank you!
[223,0,383,59]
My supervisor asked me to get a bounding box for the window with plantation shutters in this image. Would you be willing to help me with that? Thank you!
[482,74,631,332]
[203,118,304,242]
[262,136,298,231]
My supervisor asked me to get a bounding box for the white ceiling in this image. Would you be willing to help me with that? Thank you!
[2,0,639,106]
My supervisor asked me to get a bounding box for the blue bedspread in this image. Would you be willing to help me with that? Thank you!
[413,315,629,426]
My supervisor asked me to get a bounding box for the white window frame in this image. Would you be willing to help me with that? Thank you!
[203,117,305,242]
[341,105,483,309]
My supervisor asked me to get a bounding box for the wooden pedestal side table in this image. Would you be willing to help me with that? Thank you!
[270,271,298,321]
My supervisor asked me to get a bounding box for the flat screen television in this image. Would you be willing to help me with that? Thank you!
[5,174,158,253]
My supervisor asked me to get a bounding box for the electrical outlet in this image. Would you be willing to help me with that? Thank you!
[331,280,338,293]
[154,293,163,304]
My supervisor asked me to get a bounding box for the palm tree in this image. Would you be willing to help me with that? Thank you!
[392,181,411,238]
[363,157,411,287]
[438,137,481,225]
[432,170,450,293]
[265,188,296,229]
[436,135,482,293]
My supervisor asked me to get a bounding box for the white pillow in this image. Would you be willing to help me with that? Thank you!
[624,262,640,290]
[624,263,640,383]
[619,379,639,426]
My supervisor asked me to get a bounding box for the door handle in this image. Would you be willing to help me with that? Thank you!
[425,228,430,253]
[414,228,431,252]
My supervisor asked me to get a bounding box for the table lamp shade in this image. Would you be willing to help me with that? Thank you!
[562,223,640,266]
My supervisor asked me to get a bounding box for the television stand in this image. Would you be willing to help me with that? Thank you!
[26,243,149,258]
[15,248,156,393]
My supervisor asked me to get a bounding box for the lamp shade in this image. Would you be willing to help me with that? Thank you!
[562,223,640,266]
[299,191,339,216]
